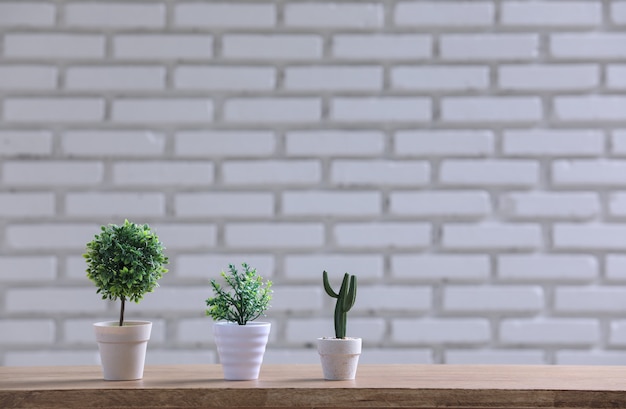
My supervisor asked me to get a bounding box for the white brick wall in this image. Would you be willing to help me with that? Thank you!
[2,0,626,367]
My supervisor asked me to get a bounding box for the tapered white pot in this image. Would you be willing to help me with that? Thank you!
[94,321,152,381]
[317,337,362,380]
[214,322,271,380]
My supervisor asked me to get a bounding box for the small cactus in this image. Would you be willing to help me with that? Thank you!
[323,271,357,339]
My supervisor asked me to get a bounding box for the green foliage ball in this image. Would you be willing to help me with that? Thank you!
[84,220,168,304]
[206,263,272,325]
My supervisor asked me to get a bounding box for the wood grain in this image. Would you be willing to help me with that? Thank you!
[2,364,626,408]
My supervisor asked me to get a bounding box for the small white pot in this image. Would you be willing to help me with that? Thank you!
[213,321,271,380]
[94,321,152,381]
[317,337,362,380]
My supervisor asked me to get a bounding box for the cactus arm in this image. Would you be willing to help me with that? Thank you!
[343,275,357,313]
[323,270,339,298]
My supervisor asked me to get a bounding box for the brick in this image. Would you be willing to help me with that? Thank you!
[551,33,626,58]
[271,286,323,312]
[500,319,599,345]
[0,257,56,281]
[112,99,213,123]
[64,256,88,280]
[4,34,104,59]
[613,130,626,155]
[114,35,213,59]
[609,192,626,216]
[264,350,319,365]
[175,66,275,91]
[0,130,52,156]
[65,3,165,28]
[501,1,601,26]
[286,318,385,343]
[282,191,381,216]
[62,130,165,157]
[444,286,543,312]
[136,287,213,312]
[500,192,600,219]
[112,162,214,186]
[556,287,626,312]
[610,320,626,345]
[6,223,98,250]
[6,288,106,313]
[65,193,165,217]
[390,191,491,217]
[149,224,217,250]
[222,35,322,60]
[440,160,539,186]
[224,98,320,123]
[286,130,384,157]
[553,160,626,186]
[4,98,104,123]
[331,97,432,122]
[0,2,55,26]
[555,96,626,122]
[283,254,384,281]
[176,255,275,279]
[607,65,626,89]
[2,161,103,186]
[175,3,275,28]
[554,224,626,250]
[222,160,320,185]
[606,255,626,281]
[334,223,431,248]
[175,131,275,157]
[441,97,542,123]
[395,130,494,157]
[285,66,382,91]
[503,129,604,156]
[613,2,626,24]
[285,3,383,27]
[175,193,274,217]
[332,34,432,60]
[66,66,165,90]
[392,318,490,344]
[331,160,430,186]
[0,65,56,90]
[225,223,324,248]
[391,255,490,281]
[442,223,542,250]
[355,286,431,312]
[445,350,545,365]
[176,318,215,344]
[392,65,489,91]
[0,320,55,345]
[4,351,98,366]
[498,255,598,282]
[557,351,626,365]
[440,34,538,60]
[499,64,598,90]
[394,1,494,26]
[0,192,55,217]
[147,350,216,366]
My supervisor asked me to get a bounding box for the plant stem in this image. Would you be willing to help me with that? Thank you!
[119,297,125,327]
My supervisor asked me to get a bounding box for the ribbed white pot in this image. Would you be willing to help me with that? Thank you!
[317,337,362,381]
[214,322,271,380]
[94,321,152,381]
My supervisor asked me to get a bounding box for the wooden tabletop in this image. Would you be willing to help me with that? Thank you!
[2,364,626,408]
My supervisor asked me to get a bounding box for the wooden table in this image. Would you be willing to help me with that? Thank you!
[2,364,626,408]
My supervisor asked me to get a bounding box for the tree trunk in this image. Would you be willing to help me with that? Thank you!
[119,297,125,327]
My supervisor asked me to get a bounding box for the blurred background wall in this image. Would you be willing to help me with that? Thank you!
[1,0,626,366]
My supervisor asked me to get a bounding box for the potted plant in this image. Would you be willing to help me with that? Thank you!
[205,262,272,380]
[318,270,360,380]
[84,219,168,381]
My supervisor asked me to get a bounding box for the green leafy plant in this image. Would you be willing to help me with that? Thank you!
[206,263,272,325]
[84,220,168,327]
[323,271,357,339]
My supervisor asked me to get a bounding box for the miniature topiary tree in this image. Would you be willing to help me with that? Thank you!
[206,263,272,325]
[84,220,168,327]
[323,270,357,339]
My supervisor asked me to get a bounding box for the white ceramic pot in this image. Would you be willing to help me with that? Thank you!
[214,321,271,380]
[94,321,152,381]
[317,337,362,380]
